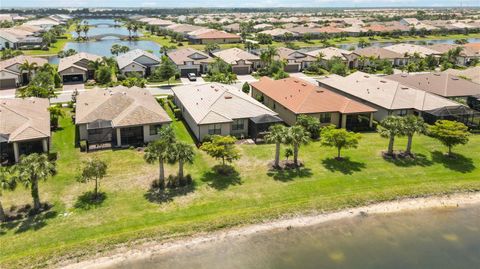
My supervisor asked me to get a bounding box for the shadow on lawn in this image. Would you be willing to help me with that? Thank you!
[267,167,313,182]
[144,183,195,204]
[384,153,434,167]
[200,165,241,190]
[431,151,476,173]
[0,203,57,234]
[321,157,366,175]
[74,191,107,210]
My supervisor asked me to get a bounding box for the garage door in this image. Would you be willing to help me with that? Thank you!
[232,66,250,75]
[0,79,16,89]
[180,68,198,77]
[63,74,84,83]
[284,64,299,73]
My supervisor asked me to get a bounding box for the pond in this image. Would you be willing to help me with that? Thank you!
[337,37,480,50]
[108,205,480,269]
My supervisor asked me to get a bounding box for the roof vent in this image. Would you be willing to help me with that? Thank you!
[401,74,407,77]
[434,73,441,76]
[451,77,459,80]
[294,80,299,83]
[301,83,307,86]
[401,87,409,90]
[224,96,232,99]
[380,80,386,83]
[364,75,369,78]
[316,89,324,93]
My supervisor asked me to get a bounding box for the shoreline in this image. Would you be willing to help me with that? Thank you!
[60,191,480,269]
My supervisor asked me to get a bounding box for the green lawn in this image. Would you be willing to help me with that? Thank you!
[0,111,479,268]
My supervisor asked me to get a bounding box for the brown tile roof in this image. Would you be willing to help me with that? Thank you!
[167,48,213,65]
[58,52,101,73]
[0,98,50,142]
[354,47,404,59]
[250,76,376,114]
[75,86,171,127]
[275,47,316,63]
[190,29,240,40]
[385,73,480,98]
[0,55,48,71]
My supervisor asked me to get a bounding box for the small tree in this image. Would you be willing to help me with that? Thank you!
[155,56,177,84]
[0,167,17,222]
[78,158,108,199]
[296,115,321,139]
[48,105,65,129]
[242,82,250,94]
[428,120,470,156]
[286,125,310,166]
[17,154,56,212]
[264,124,287,168]
[320,125,361,159]
[378,116,404,156]
[284,148,293,161]
[144,126,176,189]
[205,43,220,53]
[95,65,112,84]
[402,115,426,155]
[200,135,240,166]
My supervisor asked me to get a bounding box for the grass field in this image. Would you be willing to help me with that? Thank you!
[0,109,479,268]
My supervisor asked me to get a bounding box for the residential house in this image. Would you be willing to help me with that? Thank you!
[354,47,407,66]
[259,28,297,40]
[250,76,376,129]
[213,48,261,75]
[385,72,480,100]
[223,23,240,32]
[0,27,43,49]
[305,47,359,68]
[167,48,214,77]
[443,66,480,84]
[58,52,101,83]
[0,55,48,89]
[318,72,465,122]
[383,43,439,58]
[75,87,171,149]
[275,47,316,72]
[117,49,161,78]
[187,28,241,44]
[23,17,60,30]
[0,98,50,163]
[172,82,281,141]
[253,23,274,31]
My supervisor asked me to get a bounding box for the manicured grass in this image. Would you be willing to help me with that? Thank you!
[22,38,71,56]
[0,111,479,268]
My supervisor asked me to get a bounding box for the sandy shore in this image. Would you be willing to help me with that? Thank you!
[60,191,480,269]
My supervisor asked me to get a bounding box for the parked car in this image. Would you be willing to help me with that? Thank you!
[187,73,197,81]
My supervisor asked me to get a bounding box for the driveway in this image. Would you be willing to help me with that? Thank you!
[62,82,85,92]
[289,72,319,84]
[0,88,16,99]
[236,75,258,83]
[180,77,205,85]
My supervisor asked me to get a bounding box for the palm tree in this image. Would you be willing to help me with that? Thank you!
[19,60,38,83]
[260,46,278,67]
[126,22,133,39]
[0,166,17,222]
[377,115,404,156]
[75,24,82,40]
[110,44,121,56]
[82,24,90,40]
[171,142,195,180]
[144,126,176,189]
[17,154,56,212]
[264,124,287,168]
[402,115,426,155]
[286,125,310,166]
[132,23,139,38]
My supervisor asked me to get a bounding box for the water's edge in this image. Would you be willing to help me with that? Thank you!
[59,191,480,269]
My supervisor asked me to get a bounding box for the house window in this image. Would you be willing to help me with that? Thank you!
[208,124,222,135]
[397,109,408,116]
[149,124,162,135]
[319,113,331,123]
[232,119,245,131]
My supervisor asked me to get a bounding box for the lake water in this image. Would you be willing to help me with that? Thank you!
[110,205,480,269]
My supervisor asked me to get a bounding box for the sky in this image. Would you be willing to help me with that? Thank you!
[1,0,479,8]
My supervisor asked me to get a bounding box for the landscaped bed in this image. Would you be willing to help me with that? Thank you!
[0,111,479,268]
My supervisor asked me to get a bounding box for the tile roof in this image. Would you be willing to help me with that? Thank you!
[116,49,160,70]
[251,76,376,114]
[213,48,260,65]
[275,47,316,63]
[0,98,50,142]
[354,47,405,59]
[319,71,461,111]
[58,52,101,73]
[443,66,480,84]
[172,82,277,125]
[383,44,439,57]
[75,86,171,127]
[305,47,354,60]
[385,72,480,98]
[0,55,48,72]
[167,48,213,65]
[189,29,240,40]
